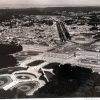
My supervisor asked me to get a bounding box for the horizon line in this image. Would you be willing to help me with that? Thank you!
[0,5,100,9]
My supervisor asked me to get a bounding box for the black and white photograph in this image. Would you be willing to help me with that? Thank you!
[0,0,100,99]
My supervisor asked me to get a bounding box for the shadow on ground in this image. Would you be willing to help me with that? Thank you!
[0,55,17,68]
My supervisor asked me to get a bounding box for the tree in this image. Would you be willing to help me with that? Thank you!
[88,13,100,26]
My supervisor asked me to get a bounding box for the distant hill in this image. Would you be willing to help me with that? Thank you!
[0,6,100,22]
[0,6,100,15]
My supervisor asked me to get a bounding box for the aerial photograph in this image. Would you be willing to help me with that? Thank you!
[0,0,100,98]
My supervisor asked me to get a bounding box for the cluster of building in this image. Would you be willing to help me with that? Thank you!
[0,15,60,47]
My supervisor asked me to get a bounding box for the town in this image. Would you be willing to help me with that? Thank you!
[0,7,100,98]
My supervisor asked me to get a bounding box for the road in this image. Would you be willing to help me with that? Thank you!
[56,21,71,42]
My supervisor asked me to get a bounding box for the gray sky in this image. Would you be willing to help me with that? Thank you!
[0,0,100,8]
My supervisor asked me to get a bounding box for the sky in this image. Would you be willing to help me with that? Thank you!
[0,0,100,8]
